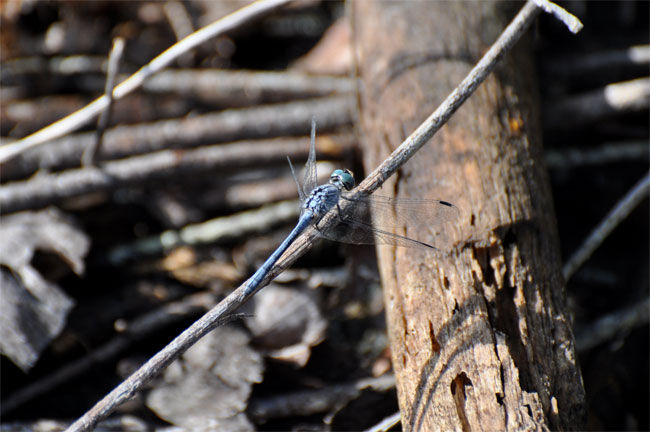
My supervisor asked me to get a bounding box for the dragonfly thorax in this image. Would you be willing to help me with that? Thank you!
[303,184,341,217]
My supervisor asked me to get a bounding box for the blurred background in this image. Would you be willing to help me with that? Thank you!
[1,1,648,430]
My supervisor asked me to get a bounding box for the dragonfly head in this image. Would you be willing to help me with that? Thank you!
[330,168,355,191]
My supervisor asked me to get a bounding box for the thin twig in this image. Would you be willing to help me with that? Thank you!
[141,69,354,102]
[365,411,401,432]
[248,374,395,420]
[100,53,128,138]
[216,162,337,209]
[543,44,650,76]
[1,292,215,416]
[0,0,293,163]
[65,273,287,431]
[563,171,650,280]
[3,64,353,105]
[162,0,195,67]
[65,2,581,430]
[2,417,150,431]
[2,95,353,181]
[545,140,649,169]
[163,1,195,41]
[107,200,301,265]
[352,0,577,198]
[532,0,583,33]
[142,162,337,228]
[575,297,650,352]
[0,134,351,214]
[545,77,650,131]
[2,55,106,78]
[82,37,125,167]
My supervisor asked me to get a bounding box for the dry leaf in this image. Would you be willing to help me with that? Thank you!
[246,284,327,366]
[146,326,263,430]
[0,208,90,371]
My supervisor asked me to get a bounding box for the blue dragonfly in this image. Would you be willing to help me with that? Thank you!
[244,121,459,296]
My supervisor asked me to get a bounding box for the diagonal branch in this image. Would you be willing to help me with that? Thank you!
[0,0,293,163]
[65,1,581,431]
[563,170,650,280]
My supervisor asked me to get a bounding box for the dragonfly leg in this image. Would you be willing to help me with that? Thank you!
[313,214,327,232]
[336,202,346,222]
[312,202,346,234]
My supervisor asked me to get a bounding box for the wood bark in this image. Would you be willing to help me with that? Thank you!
[352,1,586,431]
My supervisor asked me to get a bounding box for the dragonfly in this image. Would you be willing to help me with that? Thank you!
[244,120,459,296]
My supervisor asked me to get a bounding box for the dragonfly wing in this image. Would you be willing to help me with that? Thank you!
[317,217,441,249]
[287,156,306,202]
[315,217,377,244]
[331,193,460,251]
[302,119,318,195]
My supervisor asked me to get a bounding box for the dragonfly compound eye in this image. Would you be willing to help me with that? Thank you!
[244,134,457,299]
[331,169,355,190]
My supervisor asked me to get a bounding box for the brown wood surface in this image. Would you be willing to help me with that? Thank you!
[352,1,586,430]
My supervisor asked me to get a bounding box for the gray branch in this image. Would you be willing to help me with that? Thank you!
[563,171,650,280]
[65,2,582,431]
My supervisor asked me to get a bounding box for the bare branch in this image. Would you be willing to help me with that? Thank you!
[545,140,649,169]
[364,412,401,432]
[563,171,650,280]
[576,297,650,352]
[141,69,354,103]
[1,292,215,416]
[353,0,543,196]
[0,0,293,163]
[543,44,650,76]
[107,200,301,265]
[65,2,582,430]
[248,374,395,420]
[2,95,353,181]
[0,134,351,213]
[545,77,650,131]
[82,37,125,167]
[532,0,584,33]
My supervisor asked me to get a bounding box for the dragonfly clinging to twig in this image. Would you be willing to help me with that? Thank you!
[244,120,459,296]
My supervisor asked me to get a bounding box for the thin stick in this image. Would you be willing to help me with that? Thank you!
[543,44,650,76]
[563,171,650,280]
[545,140,649,169]
[353,0,580,197]
[163,1,195,42]
[107,200,300,265]
[0,134,351,213]
[3,95,352,181]
[365,411,401,432]
[545,77,650,131]
[248,374,395,420]
[65,2,581,431]
[575,296,650,352]
[142,69,353,99]
[532,0,583,33]
[0,0,292,163]
[82,37,125,167]
[1,292,215,416]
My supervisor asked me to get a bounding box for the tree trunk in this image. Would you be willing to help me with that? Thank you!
[352,1,586,430]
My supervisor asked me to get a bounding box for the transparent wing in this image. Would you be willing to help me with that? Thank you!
[302,119,318,196]
[316,193,460,252]
[287,156,306,202]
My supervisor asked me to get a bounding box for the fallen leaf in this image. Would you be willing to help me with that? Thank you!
[246,284,327,366]
[0,208,90,371]
[146,326,263,430]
